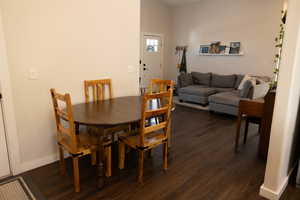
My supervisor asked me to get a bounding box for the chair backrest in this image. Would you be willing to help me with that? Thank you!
[50,88,77,153]
[84,79,113,102]
[139,89,173,147]
[149,79,174,94]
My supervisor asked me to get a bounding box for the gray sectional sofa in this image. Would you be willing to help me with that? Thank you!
[177,72,270,116]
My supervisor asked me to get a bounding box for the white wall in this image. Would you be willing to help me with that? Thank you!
[260,0,300,199]
[0,0,140,172]
[141,0,172,79]
[167,0,283,80]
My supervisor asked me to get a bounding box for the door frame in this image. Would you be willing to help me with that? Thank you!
[0,14,21,176]
[140,32,165,88]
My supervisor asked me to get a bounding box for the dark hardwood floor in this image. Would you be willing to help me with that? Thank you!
[22,105,300,200]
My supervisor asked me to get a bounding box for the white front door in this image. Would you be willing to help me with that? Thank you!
[140,34,163,88]
[0,94,10,179]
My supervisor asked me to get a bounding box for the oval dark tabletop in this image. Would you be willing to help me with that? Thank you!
[72,96,142,126]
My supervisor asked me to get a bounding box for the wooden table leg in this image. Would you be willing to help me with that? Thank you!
[244,118,250,144]
[235,114,242,152]
[97,127,105,189]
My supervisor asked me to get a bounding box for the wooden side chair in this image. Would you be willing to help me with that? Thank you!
[118,90,173,183]
[84,79,129,177]
[50,88,97,192]
[235,99,264,152]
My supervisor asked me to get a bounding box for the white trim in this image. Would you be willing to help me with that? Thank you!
[20,154,58,173]
[140,32,165,88]
[19,151,71,174]
[259,176,289,200]
[0,12,21,175]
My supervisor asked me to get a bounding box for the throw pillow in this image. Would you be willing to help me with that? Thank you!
[238,75,256,90]
[179,73,193,87]
[239,80,254,98]
[235,74,244,89]
[252,81,270,99]
[191,72,211,86]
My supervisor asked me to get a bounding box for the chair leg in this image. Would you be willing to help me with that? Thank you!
[91,151,97,166]
[235,114,242,152]
[72,157,80,193]
[105,145,112,177]
[167,118,172,148]
[118,142,125,169]
[244,118,250,144]
[148,149,154,158]
[163,143,168,170]
[258,122,262,135]
[138,150,144,184]
[59,146,66,176]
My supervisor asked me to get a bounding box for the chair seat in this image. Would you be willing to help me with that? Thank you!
[59,132,98,155]
[119,132,167,149]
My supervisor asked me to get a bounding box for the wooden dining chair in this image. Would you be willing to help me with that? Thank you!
[50,88,97,192]
[149,79,174,94]
[84,79,129,177]
[84,79,113,102]
[235,98,264,152]
[118,90,173,183]
[149,79,174,148]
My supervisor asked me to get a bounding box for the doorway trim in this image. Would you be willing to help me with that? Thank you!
[0,14,21,176]
[140,32,165,88]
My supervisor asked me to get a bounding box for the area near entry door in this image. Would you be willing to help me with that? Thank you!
[140,34,163,88]
[0,94,10,179]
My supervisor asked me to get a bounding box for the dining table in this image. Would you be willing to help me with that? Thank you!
[71,95,174,188]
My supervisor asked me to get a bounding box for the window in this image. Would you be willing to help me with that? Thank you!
[146,39,159,52]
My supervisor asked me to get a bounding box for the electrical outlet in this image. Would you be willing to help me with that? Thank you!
[28,68,38,80]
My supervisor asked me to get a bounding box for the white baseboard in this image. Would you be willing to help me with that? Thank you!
[19,154,58,174]
[260,176,289,200]
[15,151,73,175]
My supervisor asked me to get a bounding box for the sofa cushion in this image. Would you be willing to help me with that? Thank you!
[178,72,193,88]
[235,74,244,89]
[213,88,235,93]
[208,91,242,107]
[211,74,236,88]
[179,85,217,97]
[191,72,211,86]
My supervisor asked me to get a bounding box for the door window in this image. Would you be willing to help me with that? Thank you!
[146,39,159,53]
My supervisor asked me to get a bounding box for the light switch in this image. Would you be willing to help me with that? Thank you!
[128,65,135,73]
[28,68,38,80]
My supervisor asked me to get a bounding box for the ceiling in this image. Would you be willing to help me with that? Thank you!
[160,0,203,7]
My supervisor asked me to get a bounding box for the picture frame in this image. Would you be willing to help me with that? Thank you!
[219,45,227,54]
[209,41,221,54]
[229,42,241,54]
[200,45,210,54]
